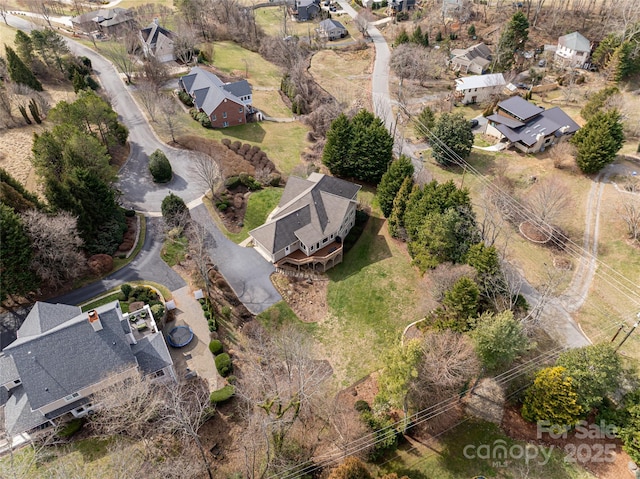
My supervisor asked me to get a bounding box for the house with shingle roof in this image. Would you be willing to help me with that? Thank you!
[71,8,134,36]
[555,31,591,68]
[0,300,174,438]
[485,96,580,153]
[317,19,347,41]
[178,67,253,129]
[250,173,361,272]
[139,20,175,63]
[449,43,493,75]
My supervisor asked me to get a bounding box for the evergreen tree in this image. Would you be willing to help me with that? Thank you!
[350,115,394,184]
[522,367,582,426]
[377,156,414,218]
[591,34,620,70]
[0,167,43,213]
[162,193,190,227]
[441,276,480,330]
[14,30,34,64]
[471,310,528,371]
[5,45,42,91]
[388,177,414,238]
[322,113,353,177]
[608,41,636,82]
[580,86,619,121]
[431,113,474,167]
[411,26,424,46]
[493,12,529,72]
[571,109,624,174]
[375,340,422,411]
[395,28,410,46]
[0,203,38,301]
[148,149,173,183]
[414,106,435,140]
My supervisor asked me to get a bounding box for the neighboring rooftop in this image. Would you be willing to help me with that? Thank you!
[455,73,506,91]
[319,19,346,30]
[558,31,590,52]
[179,67,252,115]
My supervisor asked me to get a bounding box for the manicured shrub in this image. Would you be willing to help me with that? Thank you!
[215,353,232,377]
[354,400,371,413]
[226,375,236,384]
[178,90,193,106]
[208,319,217,332]
[225,176,241,189]
[121,283,133,299]
[151,303,165,320]
[221,138,231,147]
[210,385,234,404]
[209,339,223,355]
[117,292,127,301]
[148,149,172,183]
[221,306,232,319]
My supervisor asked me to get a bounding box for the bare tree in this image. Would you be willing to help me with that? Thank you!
[137,80,159,122]
[525,177,571,227]
[173,21,198,65]
[0,86,14,128]
[102,42,136,84]
[237,324,331,478]
[162,380,216,479]
[390,44,448,86]
[0,0,8,25]
[186,220,216,297]
[158,94,183,144]
[408,330,480,411]
[354,11,374,36]
[618,200,640,241]
[193,153,223,199]
[140,56,170,91]
[549,141,576,170]
[21,209,86,286]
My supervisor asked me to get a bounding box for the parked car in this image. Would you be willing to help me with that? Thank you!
[538,59,546,67]
[469,119,479,128]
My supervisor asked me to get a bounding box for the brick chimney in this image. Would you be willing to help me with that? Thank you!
[87,310,103,332]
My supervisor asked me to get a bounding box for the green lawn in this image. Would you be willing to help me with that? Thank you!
[378,419,596,479]
[252,89,293,119]
[210,41,283,89]
[255,7,316,38]
[233,187,283,242]
[161,235,188,266]
[257,300,317,335]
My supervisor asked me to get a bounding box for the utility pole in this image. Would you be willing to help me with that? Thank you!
[610,323,625,343]
[615,320,639,352]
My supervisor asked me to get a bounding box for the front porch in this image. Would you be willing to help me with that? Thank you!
[276,241,343,273]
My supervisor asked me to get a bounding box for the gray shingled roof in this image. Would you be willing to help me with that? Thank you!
[4,302,137,411]
[17,302,81,339]
[0,354,19,386]
[250,174,360,254]
[131,333,173,375]
[140,22,174,44]
[179,67,250,117]
[4,386,49,436]
[497,96,544,122]
[44,397,90,420]
[491,106,580,146]
[558,31,590,53]
[486,113,524,129]
[319,19,346,31]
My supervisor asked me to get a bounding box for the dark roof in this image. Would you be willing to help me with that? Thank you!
[486,113,524,129]
[179,67,250,116]
[140,22,174,44]
[4,386,49,436]
[222,79,252,99]
[17,302,81,339]
[319,19,346,30]
[5,302,137,411]
[273,204,312,252]
[497,96,544,122]
[315,174,361,200]
[44,397,90,420]
[131,333,173,375]
[491,105,580,146]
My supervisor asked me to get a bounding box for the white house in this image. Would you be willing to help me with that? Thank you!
[0,301,175,438]
[250,173,361,272]
[454,73,506,105]
[554,31,591,68]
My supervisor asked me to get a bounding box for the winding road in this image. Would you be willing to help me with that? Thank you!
[6,13,281,314]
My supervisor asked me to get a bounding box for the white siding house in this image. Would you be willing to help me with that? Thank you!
[454,73,506,105]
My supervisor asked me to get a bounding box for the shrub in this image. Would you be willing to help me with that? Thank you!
[151,303,165,320]
[58,418,84,438]
[208,319,217,332]
[215,353,232,376]
[221,138,231,147]
[209,339,223,354]
[221,305,232,319]
[120,283,133,299]
[131,286,159,303]
[210,385,235,404]
[225,176,241,189]
[162,193,189,226]
[117,292,127,301]
[178,90,194,106]
[124,209,136,217]
[230,141,241,152]
[226,375,237,384]
[149,149,172,183]
[354,400,371,412]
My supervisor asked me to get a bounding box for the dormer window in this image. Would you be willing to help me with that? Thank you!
[64,392,81,402]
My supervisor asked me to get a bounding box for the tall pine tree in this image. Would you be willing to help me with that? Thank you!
[0,203,38,301]
[5,45,42,91]
[377,156,414,217]
[322,113,352,177]
[571,109,624,174]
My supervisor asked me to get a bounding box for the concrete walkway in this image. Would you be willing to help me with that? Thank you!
[167,286,223,391]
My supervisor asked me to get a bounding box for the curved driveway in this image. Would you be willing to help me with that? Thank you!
[8,14,281,313]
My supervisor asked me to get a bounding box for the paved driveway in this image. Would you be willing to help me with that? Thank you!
[190,204,281,315]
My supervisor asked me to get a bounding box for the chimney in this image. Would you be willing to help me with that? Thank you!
[153,17,159,25]
[87,310,103,332]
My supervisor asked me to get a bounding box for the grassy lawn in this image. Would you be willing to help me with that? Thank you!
[319,208,426,385]
[377,419,595,479]
[0,21,16,48]
[210,41,283,89]
[167,112,309,176]
[255,7,316,38]
[252,89,293,119]
[79,281,172,311]
[309,47,374,109]
[257,300,317,335]
[161,235,188,266]
[81,291,128,313]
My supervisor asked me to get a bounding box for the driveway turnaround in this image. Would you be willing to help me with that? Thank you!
[190,204,282,315]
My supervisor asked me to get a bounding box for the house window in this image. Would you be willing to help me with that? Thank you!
[150,370,165,379]
[239,107,243,113]
[310,245,314,251]
[212,115,216,121]
[322,238,328,244]
[64,392,81,402]
[330,234,334,239]
[223,121,229,127]
[223,112,227,119]
[13,379,21,386]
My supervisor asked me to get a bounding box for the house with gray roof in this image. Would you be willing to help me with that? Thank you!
[70,8,134,36]
[555,31,591,68]
[485,96,580,153]
[295,0,320,21]
[139,20,175,63]
[250,173,361,272]
[449,43,492,75]
[317,19,347,41]
[0,300,174,438]
[178,67,253,129]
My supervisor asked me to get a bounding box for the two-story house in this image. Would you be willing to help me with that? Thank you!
[250,173,361,272]
[139,20,175,63]
[454,73,506,105]
[0,301,174,439]
[485,96,580,153]
[178,67,253,129]
[71,8,134,36]
[554,31,591,68]
[295,0,320,21]
[449,43,493,75]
